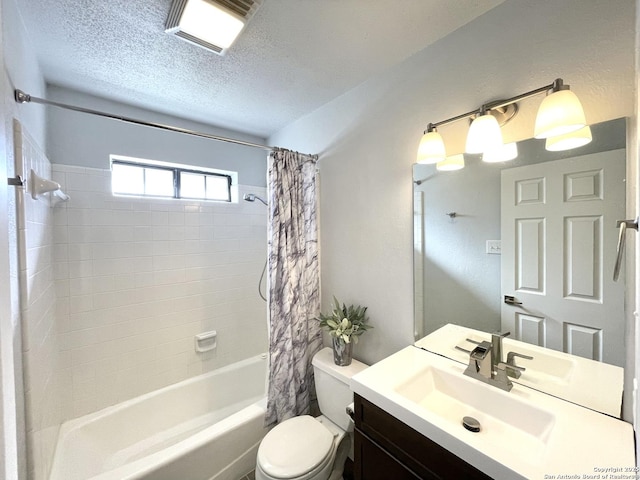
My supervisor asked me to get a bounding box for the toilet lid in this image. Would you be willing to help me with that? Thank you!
[258,415,335,478]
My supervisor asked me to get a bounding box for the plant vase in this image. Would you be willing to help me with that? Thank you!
[332,337,353,366]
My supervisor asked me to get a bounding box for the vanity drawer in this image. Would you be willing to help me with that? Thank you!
[354,394,492,480]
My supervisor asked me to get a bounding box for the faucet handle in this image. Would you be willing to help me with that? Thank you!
[455,337,488,354]
[504,352,532,379]
[455,345,472,354]
[506,351,534,364]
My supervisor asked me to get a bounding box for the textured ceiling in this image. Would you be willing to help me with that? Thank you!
[16,0,505,137]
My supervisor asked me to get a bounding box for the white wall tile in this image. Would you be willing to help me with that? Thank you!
[16,123,63,480]
[51,165,268,420]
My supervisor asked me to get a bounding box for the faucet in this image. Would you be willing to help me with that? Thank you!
[491,331,510,373]
[455,331,533,392]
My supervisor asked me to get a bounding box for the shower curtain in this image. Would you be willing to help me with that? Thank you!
[265,148,322,426]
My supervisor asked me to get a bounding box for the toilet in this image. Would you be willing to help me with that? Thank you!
[255,347,368,480]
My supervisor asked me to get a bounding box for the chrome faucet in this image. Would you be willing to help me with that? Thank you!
[491,331,510,373]
[455,331,533,392]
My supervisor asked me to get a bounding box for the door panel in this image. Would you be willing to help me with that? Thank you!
[501,149,625,366]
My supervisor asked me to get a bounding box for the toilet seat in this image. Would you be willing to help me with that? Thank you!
[257,415,337,479]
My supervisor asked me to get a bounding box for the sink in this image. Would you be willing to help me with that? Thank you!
[351,345,634,479]
[414,324,623,417]
[394,363,555,462]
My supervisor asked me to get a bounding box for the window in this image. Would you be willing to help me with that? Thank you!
[111,157,233,202]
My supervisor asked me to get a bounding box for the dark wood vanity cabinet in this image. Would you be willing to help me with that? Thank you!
[353,394,493,480]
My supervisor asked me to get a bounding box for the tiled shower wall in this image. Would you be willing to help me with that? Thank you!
[51,164,268,419]
[14,120,62,480]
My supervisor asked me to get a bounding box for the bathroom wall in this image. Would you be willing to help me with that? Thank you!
[51,164,268,418]
[1,0,48,477]
[14,121,62,480]
[46,86,268,187]
[268,0,636,366]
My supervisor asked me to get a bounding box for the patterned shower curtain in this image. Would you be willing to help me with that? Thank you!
[265,148,322,426]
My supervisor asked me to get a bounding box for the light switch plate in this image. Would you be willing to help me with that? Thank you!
[486,240,501,254]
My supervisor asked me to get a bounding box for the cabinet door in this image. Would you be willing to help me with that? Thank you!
[354,395,493,480]
[354,429,426,480]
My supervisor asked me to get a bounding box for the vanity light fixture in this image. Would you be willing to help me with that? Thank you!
[436,154,465,171]
[545,125,592,152]
[416,78,589,168]
[417,124,446,164]
[483,142,518,163]
[465,110,503,155]
[165,0,262,55]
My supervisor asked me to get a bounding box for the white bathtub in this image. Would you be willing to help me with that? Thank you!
[49,354,269,480]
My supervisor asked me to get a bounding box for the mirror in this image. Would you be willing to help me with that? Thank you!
[413,118,627,368]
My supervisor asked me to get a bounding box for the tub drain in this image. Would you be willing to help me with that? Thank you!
[462,416,481,433]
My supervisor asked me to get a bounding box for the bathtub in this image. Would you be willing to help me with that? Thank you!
[49,354,269,480]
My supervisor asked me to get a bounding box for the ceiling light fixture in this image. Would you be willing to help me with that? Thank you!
[165,0,262,55]
[416,78,590,170]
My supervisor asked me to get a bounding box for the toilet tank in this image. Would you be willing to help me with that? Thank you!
[312,347,368,431]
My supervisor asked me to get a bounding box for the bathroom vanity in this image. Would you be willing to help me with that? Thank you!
[350,344,634,480]
[353,393,490,479]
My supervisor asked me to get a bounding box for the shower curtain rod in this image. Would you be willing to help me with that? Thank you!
[14,89,319,161]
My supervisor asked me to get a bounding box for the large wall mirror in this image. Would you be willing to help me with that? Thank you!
[413,117,627,369]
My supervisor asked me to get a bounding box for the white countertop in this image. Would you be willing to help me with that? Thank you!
[351,345,634,480]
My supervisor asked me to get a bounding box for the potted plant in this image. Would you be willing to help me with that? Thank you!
[317,296,373,366]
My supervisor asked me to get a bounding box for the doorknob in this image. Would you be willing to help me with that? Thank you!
[614,218,638,282]
[504,295,523,306]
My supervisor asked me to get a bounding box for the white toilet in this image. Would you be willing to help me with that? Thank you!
[255,347,368,480]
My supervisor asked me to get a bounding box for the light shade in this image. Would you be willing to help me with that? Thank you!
[466,114,503,154]
[436,154,465,171]
[417,131,446,164]
[483,142,518,163]
[534,89,586,139]
[166,0,248,53]
[545,125,592,151]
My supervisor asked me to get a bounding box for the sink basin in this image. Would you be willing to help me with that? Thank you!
[351,345,634,479]
[414,324,623,416]
[394,363,555,462]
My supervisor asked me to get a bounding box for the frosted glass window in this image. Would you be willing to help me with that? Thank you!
[206,175,230,200]
[180,172,206,199]
[111,159,232,202]
[145,168,174,197]
[112,163,144,195]
[180,172,231,201]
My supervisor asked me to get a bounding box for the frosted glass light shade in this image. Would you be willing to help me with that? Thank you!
[417,131,446,164]
[437,154,465,171]
[534,89,586,139]
[545,125,592,151]
[179,0,245,50]
[483,142,518,163]
[465,114,503,154]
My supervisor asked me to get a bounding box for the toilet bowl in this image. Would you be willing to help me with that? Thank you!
[256,415,347,480]
[255,348,367,480]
